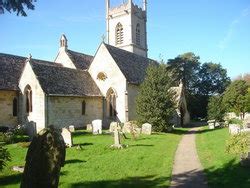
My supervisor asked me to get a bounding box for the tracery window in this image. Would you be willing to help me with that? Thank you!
[136,23,140,45]
[116,23,124,45]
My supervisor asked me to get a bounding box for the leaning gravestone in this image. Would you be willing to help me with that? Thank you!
[21,125,66,188]
[92,119,102,135]
[141,123,152,135]
[61,128,73,147]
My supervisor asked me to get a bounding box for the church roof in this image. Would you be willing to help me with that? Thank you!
[104,43,158,85]
[31,62,101,97]
[0,53,63,91]
[0,53,26,90]
[66,50,93,70]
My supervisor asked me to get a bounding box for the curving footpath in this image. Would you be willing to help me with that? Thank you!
[170,128,208,188]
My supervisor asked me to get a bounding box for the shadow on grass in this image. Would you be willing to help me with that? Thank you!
[204,159,250,188]
[72,131,93,137]
[0,173,22,186]
[130,144,154,147]
[70,175,170,188]
[65,159,86,165]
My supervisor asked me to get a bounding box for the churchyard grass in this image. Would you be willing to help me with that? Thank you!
[196,127,250,188]
[0,129,183,187]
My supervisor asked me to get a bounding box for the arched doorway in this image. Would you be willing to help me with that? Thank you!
[106,88,117,120]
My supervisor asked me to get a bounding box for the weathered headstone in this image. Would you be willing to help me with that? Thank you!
[207,120,215,129]
[110,124,123,149]
[141,123,152,135]
[86,124,92,131]
[68,125,75,132]
[229,124,240,135]
[122,122,132,133]
[92,119,102,135]
[21,125,66,188]
[109,122,121,132]
[61,128,73,147]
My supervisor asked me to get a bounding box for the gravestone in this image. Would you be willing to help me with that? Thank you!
[229,124,240,135]
[68,125,75,132]
[21,125,66,188]
[122,122,132,133]
[92,119,102,135]
[110,124,123,149]
[141,123,152,135]
[109,122,121,132]
[61,128,73,147]
[86,124,92,131]
[207,120,215,129]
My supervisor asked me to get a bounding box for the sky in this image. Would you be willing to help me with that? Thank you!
[0,0,249,78]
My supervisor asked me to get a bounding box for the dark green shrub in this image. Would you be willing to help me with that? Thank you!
[0,146,11,171]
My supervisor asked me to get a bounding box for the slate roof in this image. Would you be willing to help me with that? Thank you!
[31,62,101,97]
[104,43,158,85]
[0,53,27,90]
[66,50,93,70]
[0,53,101,96]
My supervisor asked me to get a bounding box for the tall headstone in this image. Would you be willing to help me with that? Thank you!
[110,124,123,149]
[92,119,102,135]
[61,128,73,147]
[21,125,66,188]
[141,123,152,135]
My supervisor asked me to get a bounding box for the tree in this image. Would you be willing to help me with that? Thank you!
[197,62,231,95]
[136,64,175,132]
[0,0,36,16]
[223,80,248,119]
[234,73,250,86]
[207,95,226,121]
[167,52,200,92]
[189,62,231,118]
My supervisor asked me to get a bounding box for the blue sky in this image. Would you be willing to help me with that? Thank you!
[0,0,249,78]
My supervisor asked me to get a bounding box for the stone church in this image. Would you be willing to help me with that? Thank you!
[0,0,189,133]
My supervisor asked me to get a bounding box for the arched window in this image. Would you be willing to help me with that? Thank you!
[82,100,86,115]
[136,23,140,45]
[25,85,32,113]
[13,97,18,117]
[106,88,117,118]
[116,23,124,45]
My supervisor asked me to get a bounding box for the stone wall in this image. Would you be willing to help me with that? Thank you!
[0,90,18,127]
[19,62,46,133]
[127,84,139,121]
[89,43,127,123]
[47,96,103,129]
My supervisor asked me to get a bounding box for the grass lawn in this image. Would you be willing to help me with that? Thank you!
[196,127,250,188]
[0,129,184,188]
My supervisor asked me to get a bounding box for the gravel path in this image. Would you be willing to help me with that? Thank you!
[170,128,208,188]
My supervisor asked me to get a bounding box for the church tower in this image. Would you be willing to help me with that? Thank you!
[106,0,148,57]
